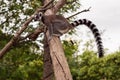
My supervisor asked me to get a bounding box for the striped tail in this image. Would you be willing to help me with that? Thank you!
[71,19,104,58]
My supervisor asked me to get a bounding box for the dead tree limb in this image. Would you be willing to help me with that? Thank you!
[0,17,33,58]
[20,27,44,41]
[67,7,91,19]
[0,0,54,59]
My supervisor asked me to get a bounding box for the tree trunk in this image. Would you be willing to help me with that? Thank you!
[43,34,54,80]
[43,0,73,80]
[49,36,73,80]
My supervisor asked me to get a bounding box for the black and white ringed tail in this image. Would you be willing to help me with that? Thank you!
[71,19,104,57]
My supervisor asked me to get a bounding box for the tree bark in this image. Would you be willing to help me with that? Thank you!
[43,33,53,80]
[43,0,54,80]
[49,36,73,80]
[43,0,73,80]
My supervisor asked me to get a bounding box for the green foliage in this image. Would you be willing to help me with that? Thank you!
[60,0,80,13]
[1,0,120,80]
[0,0,42,33]
[0,31,43,79]
[0,30,13,49]
[62,40,79,57]
[70,51,120,80]
[0,0,80,79]
[1,30,120,79]
[62,38,120,80]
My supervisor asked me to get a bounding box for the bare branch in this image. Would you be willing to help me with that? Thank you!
[0,15,33,58]
[19,27,44,41]
[67,7,91,19]
[28,27,44,41]
[0,1,54,59]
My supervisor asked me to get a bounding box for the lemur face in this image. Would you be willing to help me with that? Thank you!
[34,12,43,21]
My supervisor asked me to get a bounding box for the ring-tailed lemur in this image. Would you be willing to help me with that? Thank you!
[34,12,104,58]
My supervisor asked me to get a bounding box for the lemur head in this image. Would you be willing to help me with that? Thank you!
[34,12,43,21]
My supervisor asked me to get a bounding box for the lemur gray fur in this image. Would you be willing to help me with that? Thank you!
[34,12,104,57]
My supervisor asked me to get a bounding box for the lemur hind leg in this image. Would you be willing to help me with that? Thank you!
[47,24,54,42]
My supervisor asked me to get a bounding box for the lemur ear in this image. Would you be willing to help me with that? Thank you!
[34,12,43,21]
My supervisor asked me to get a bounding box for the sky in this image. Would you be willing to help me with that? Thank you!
[74,0,120,53]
